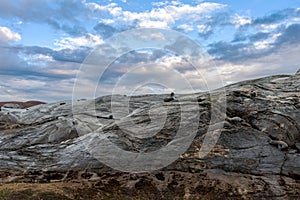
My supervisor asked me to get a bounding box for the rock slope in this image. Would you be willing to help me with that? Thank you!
[0,72,299,199]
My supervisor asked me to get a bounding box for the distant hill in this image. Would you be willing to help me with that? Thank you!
[0,101,45,109]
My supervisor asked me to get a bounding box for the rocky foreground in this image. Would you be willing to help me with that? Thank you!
[0,71,299,199]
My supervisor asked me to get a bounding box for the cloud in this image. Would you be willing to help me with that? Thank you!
[94,23,117,38]
[0,43,84,101]
[231,14,252,27]
[232,31,271,43]
[0,45,27,72]
[0,27,21,42]
[210,8,300,62]
[0,77,46,90]
[20,45,91,64]
[0,1,299,102]
[252,8,295,25]
[0,0,88,36]
[84,2,123,16]
[216,43,300,85]
[125,2,226,28]
[276,24,300,45]
[208,41,253,61]
[0,74,75,102]
[197,24,213,39]
[175,24,194,32]
[86,1,226,29]
[249,32,270,42]
[54,34,104,50]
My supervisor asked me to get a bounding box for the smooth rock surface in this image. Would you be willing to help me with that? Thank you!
[0,72,299,198]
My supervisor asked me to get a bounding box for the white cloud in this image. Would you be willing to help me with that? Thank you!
[0,75,76,102]
[253,41,271,50]
[152,1,170,7]
[177,24,194,32]
[0,27,21,42]
[84,2,122,16]
[253,32,281,50]
[100,19,115,24]
[48,69,79,76]
[153,1,182,7]
[292,17,300,22]
[0,77,46,90]
[216,43,300,85]
[138,20,169,28]
[86,1,226,29]
[20,53,54,67]
[231,14,252,27]
[54,33,104,50]
[259,23,280,31]
[197,24,211,33]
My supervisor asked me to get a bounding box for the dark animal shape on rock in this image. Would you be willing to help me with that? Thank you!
[164,92,176,102]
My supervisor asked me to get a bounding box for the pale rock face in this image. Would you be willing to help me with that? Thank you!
[2,103,21,109]
[0,73,299,197]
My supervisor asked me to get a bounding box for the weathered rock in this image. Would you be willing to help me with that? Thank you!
[2,104,21,109]
[0,73,299,198]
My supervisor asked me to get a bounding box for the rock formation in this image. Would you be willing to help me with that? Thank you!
[0,101,45,110]
[0,72,299,199]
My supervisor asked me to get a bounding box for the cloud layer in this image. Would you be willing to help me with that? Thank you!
[0,1,299,101]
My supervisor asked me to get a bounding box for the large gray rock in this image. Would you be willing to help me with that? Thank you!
[2,103,21,109]
[0,73,299,198]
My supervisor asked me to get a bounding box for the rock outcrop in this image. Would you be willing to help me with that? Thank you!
[0,101,45,110]
[0,72,299,199]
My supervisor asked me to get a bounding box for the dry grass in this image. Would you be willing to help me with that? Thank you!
[0,182,162,200]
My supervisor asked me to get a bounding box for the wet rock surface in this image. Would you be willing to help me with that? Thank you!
[0,72,299,199]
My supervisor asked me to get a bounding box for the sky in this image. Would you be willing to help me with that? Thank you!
[0,0,299,102]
